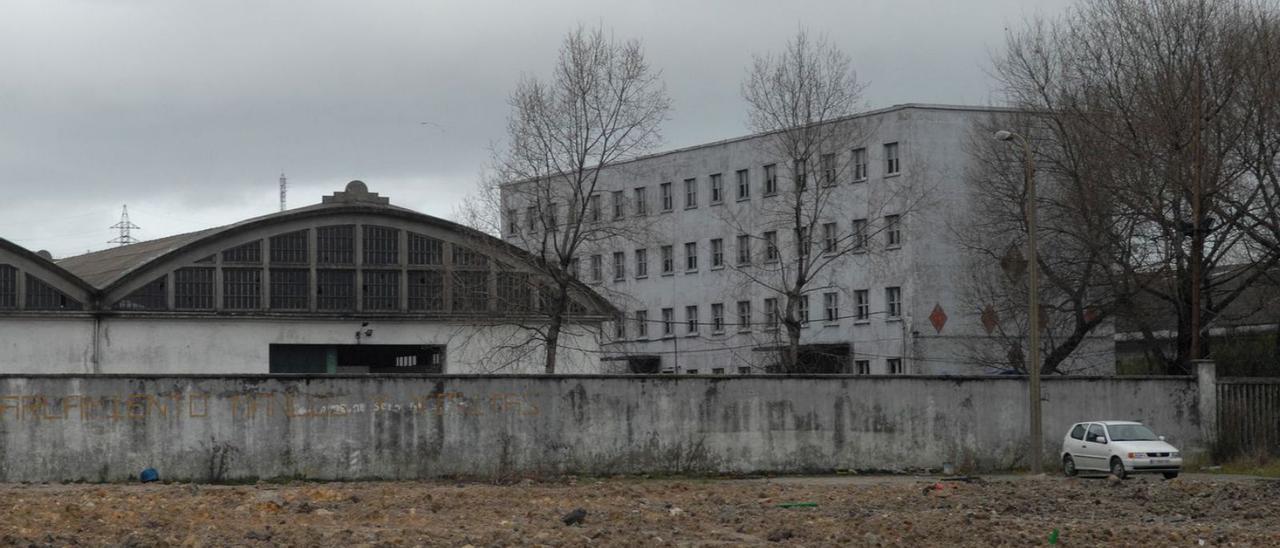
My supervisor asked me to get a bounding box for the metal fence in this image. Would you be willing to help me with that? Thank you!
[1217,378,1280,458]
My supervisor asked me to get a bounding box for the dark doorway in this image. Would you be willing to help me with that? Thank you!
[269,344,445,374]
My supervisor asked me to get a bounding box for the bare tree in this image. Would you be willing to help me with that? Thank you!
[728,29,928,372]
[975,0,1280,374]
[459,25,670,373]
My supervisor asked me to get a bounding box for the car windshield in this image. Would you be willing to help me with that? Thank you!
[1107,424,1158,441]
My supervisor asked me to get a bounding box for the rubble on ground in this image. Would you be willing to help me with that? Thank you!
[0,475,1276,545]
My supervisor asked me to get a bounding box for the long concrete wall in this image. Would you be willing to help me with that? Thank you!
[0,374,1201,482]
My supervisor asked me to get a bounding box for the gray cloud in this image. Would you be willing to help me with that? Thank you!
[0,0,1071,257]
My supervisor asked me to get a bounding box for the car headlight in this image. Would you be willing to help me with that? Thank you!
[1127,452,1147,458]
[1170,451,1180,458]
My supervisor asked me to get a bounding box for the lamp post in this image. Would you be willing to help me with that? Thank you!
[995,129,1042,475]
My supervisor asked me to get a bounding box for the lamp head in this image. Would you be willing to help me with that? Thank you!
[994,130,1014,142]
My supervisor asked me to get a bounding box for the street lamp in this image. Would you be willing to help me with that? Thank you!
[995,129,1043,475]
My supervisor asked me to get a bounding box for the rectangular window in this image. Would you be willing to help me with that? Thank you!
[855,360,871,375]
[764,297,779,329]
[798,294,810,325]
[824,292,839,322]
[496,272,530,311]
[362,270,400,310]
[453,271,489,312]
[885,142,900,175]
[116,276,166,310]
[886,215,902,247]
[661,307,674,336]
[174,267,214,310]
[738,366,752,375]
[797,226,810,258]
[852,147,867,181]
[736,169,750,200]
[635,248,648,278]
[612,251,625,281]
[408,270,444,311]
[223,268,261,310]
[793,158,807,190]
[612,190,625,219]
[684,178,697,208]
[854,289,870,321]
[545,203,558,230]
[710,173,723,204]
[269,230,308,264]
[684,242,698,271]
[822,222,838,254]
[222,240,261,264]
[634,187,648,216]
[685,305,698,334]
[363,225,400,265]
[0,265,16,309]
[852,218,868,250]
[710,238,723,268]
[316,225,355,265]
[526,205,538,232]
[568,258,580,279]
[635,309,649,338]
[408,233,444,265]
[888,358,904,375]
[506,209,519,235]
[589,194,602,223]
[316,269,355,310]
[590,254,603,282]
[764,231,779,262]
[764,164,777,195]
[736,300,752,331]
[712,368,725,375]
[614,312,627,340]
[736,234,751,265]
[660,182,673,211]
[270,269,309,309]
[661,245,674,274]
[821,153,836,186]
[886,286,902,319]
[711,303,725,333]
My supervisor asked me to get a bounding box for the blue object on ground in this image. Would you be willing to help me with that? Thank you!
[140,468,159,483]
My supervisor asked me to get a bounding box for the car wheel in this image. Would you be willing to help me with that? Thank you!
[1062,455,1077,477]
[1163,472,1179,479]
[1110,457,1127,479]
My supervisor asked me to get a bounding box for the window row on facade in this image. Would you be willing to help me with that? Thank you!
[680,357,904,376]
[0,264,84,311]
[112,266,547,314]
[609,286,903,341]
[218,225,467,268]
[568,216,902,284]
[505,142,902,235]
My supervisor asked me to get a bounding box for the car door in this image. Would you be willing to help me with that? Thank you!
[1077,423,1110,471]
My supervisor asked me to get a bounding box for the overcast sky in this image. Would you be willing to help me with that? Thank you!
[0,0,1072,258]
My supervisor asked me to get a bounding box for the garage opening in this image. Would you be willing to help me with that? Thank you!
[269,344,445,374]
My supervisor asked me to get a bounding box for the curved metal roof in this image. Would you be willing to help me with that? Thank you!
[34,181,614,316]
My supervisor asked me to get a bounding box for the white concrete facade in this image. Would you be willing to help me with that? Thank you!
[502,104,1115,375]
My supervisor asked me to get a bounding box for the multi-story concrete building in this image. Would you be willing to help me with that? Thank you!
[502,104,1115,375]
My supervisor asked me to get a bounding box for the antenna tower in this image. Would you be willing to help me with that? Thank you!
[108,205,141,246]
[279,173,287,211]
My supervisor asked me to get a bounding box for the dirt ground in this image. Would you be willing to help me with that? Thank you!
[1,474,1277,546]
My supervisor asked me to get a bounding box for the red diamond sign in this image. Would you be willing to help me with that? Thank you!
[981,304,999,334]
[929,303,947,333]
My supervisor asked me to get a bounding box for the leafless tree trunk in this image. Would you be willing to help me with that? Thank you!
[457,25,670,373]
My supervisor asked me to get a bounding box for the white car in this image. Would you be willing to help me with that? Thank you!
[1060,421,1182,479]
